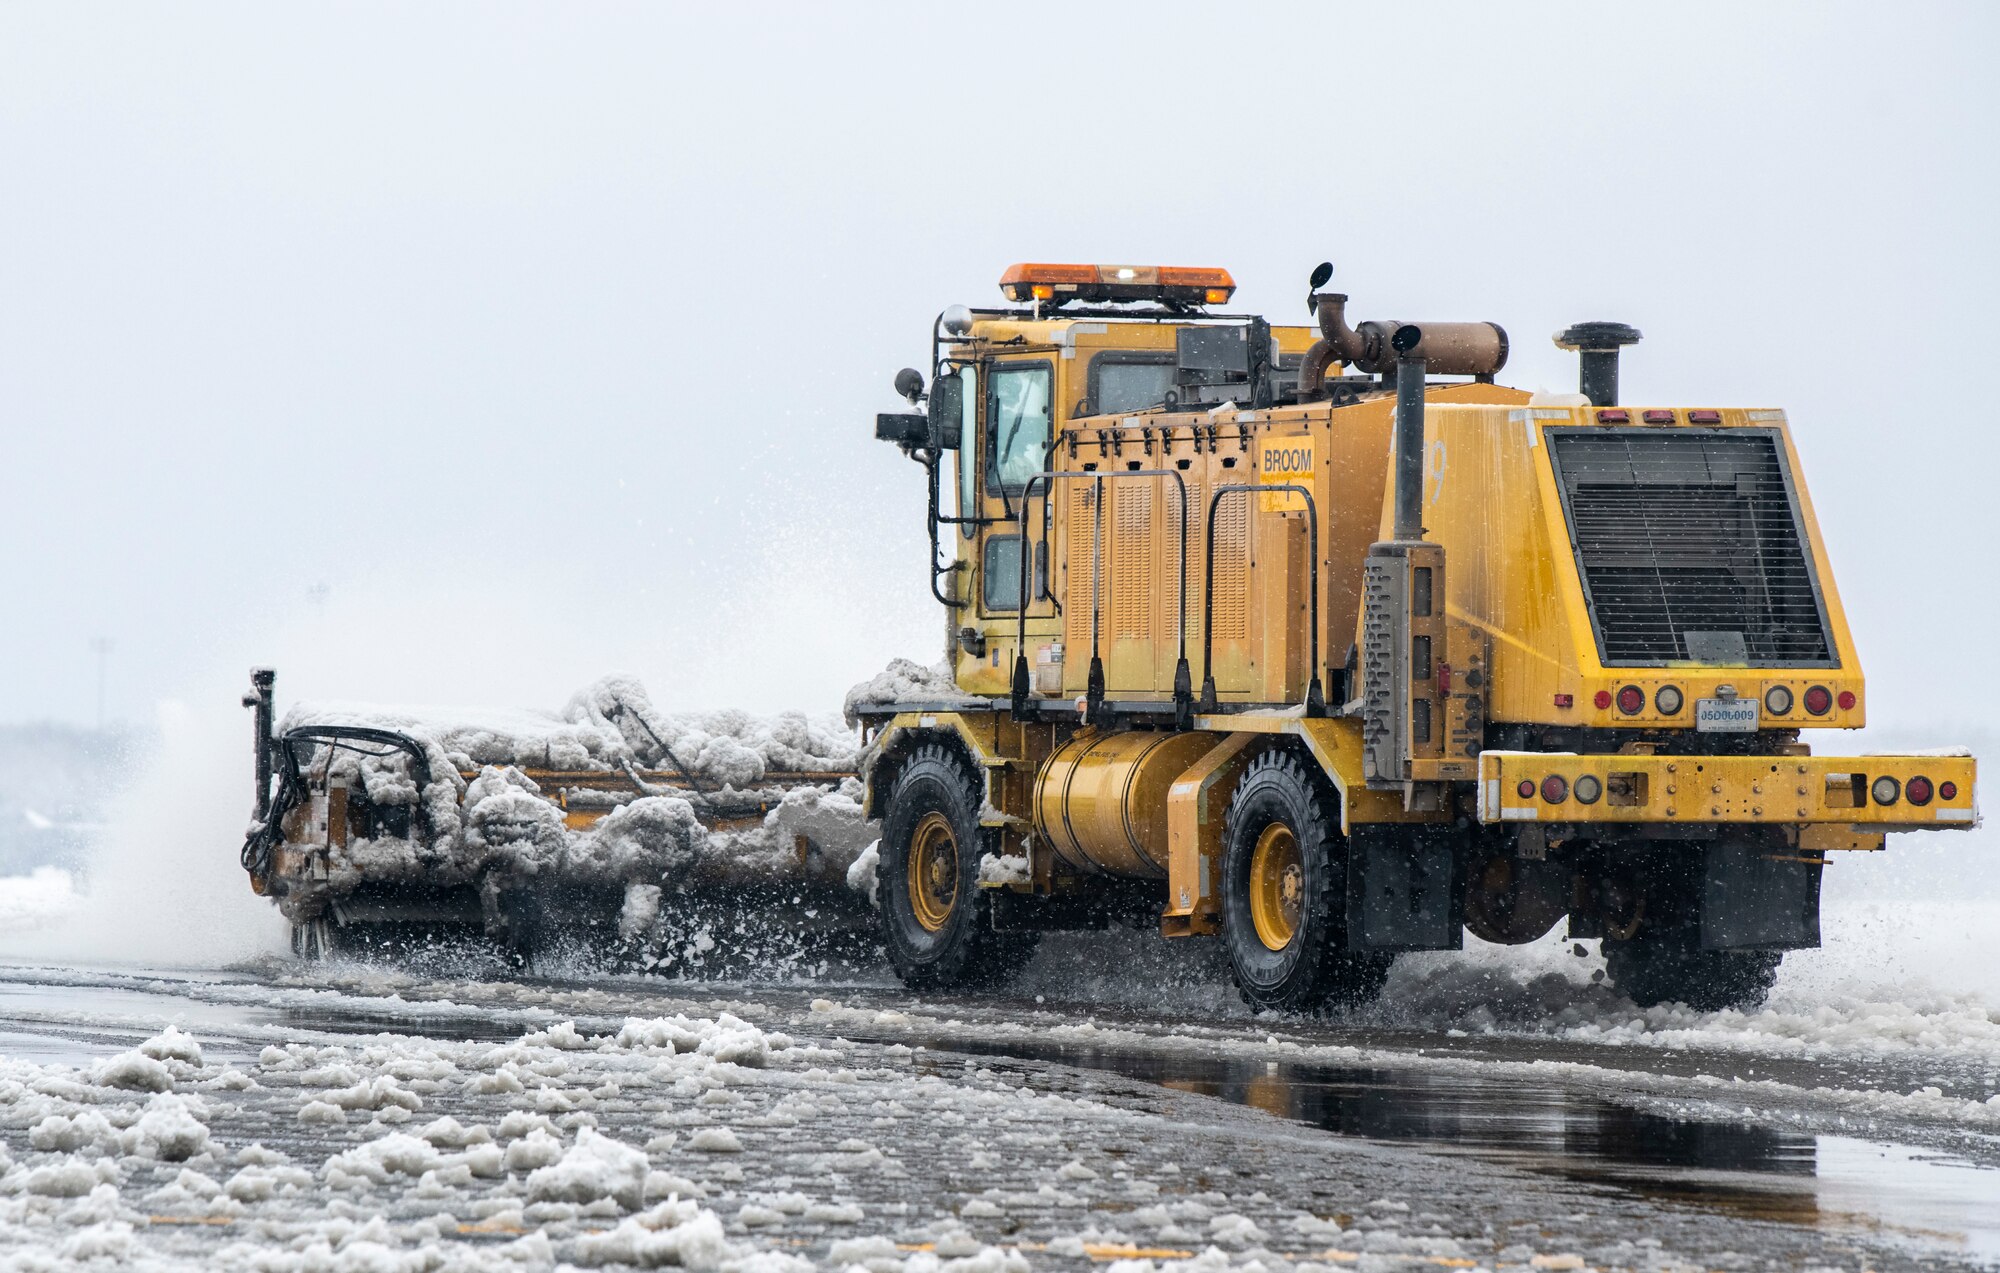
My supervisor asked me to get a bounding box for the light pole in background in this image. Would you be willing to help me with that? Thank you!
[89,637,112,733]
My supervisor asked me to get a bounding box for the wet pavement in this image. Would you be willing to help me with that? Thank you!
[923,1036,2000,1265]
[0,958,1995,1270]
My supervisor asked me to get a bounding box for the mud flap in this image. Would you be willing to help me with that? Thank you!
[1346,826,1462,952]
[1700,840,1822,951]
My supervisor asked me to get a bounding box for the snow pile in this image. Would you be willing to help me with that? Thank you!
[525,1126,650,1208]
[281,673,862,829]
[571,1196,748,1269]
[842,656,978,726]
[285,674,860,787]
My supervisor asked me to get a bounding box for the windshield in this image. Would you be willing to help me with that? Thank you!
[986,363,1051,495]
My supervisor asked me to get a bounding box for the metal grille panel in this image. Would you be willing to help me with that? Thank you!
[1114,484,1153,639]
[1065,483,1096,621]
[1549,429,1832,665]
[1210,486,1249,640]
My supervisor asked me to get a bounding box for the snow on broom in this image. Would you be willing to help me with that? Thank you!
[236,666,956,971]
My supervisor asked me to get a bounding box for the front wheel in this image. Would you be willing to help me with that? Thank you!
[877,744,1036,988]
[1220,750,1390,1012]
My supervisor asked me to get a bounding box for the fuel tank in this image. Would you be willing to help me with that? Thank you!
[1033,730,1222,878]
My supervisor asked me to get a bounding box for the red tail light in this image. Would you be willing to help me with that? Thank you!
[1941,781,1959,800]
[1597,409,1630,424]
[1837,690,1856,710]
[1517,780,1536,799]
[1803,685,1833,716]
[1616,685,1645,715]
[1906,776,1934,806]
[1642,409,1675,424]
[1593,690,1613,710]
[1540,775,1569,803]
[1688,410,1722,424]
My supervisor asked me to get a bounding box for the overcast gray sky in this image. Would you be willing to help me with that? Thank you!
[1,2,1994,738]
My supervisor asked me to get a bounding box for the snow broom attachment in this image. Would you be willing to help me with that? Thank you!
[241,669,878,968]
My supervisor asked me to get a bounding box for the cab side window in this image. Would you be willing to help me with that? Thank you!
[1089,353,1175,415]
[986,362,1052,495]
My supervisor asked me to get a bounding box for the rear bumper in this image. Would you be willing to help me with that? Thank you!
[1476,750,1976,832]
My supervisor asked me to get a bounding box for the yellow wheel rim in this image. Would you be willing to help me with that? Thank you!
[907,811,959,933]
[1249,822,1304,951]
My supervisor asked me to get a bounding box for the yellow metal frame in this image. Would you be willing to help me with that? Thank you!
[1477,749,1976,831]
[1419,406,1868,729]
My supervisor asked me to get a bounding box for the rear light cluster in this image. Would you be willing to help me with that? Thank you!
[1601,683,1685,717]
[1518,774,1601,805]
[1580,682,1858,720]
[1516,767,1954,809]
[1761,684,1857,718]
[1866,774,1950,806]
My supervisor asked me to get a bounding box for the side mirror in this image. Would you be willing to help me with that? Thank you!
[927,372,963,450]
[893,367,926,405]
[874,412,928,449]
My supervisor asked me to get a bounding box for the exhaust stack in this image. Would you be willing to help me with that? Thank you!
[1553,322,1642,408]
[1299,289,1509,399]
[244,668,275,819]
[1392,326,1427,541]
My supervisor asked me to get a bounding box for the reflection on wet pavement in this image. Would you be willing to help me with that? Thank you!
[944,1036,2000,1267]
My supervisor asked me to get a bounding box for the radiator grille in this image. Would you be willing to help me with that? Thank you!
[1548,429,1833,666]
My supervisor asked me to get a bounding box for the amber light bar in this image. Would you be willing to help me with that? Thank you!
[998,263,1235,307]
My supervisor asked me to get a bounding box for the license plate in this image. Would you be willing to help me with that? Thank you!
[1695,698,1759,732]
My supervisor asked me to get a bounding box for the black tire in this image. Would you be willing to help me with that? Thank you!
[1604,936,1781,1012]
[1220,749,1391,1012]
[878,743,1037,988]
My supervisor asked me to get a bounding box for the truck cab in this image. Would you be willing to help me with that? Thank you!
[876,265,1322,698]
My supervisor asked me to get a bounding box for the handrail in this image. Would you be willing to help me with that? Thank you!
[1198,484,1325,718]
[1011,468,1192,728]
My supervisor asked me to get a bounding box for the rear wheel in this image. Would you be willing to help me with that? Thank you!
[1604,935,1780,1012]
[1221,750,1390,1012]
[878,744,1036,987]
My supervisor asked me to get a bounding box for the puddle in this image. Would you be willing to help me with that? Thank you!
[942,1036,2000,1267]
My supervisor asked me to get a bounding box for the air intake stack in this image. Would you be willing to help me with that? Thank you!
[1553,322,1642,408]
